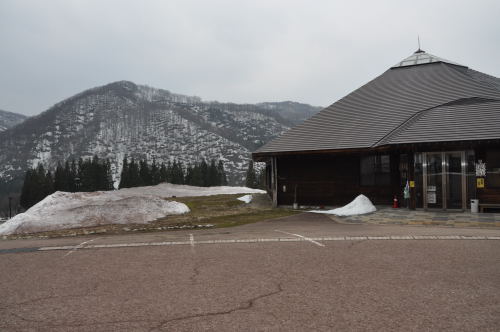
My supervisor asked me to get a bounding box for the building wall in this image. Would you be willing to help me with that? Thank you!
[476,147,500,204]
[275,153,400,206]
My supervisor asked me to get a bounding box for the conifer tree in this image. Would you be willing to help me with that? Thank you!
[245,160,257,188]
[171,160,184,184]
[139,159,151,186]
[191,162,202,186]
[53,162,66,191]
[69,159,78,192]
[159,163,168,183]
[184,164,194,185]
[20,169,35,209]
[166,161,173,183]
[104,159,114,190]
[217,160,228,186]
[207,159,218,186]
[151,160,161,185]
[128,158,141,187]
[119,156,129,188]
[199,159,208,186]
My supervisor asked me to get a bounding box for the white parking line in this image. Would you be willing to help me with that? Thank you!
[62,238,99,257]
[31,234,500,253]
[274,230,325,247]
[189,233,195,253]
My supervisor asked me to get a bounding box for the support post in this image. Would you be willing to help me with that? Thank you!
[409,153,416,210]
[271,157,278,207]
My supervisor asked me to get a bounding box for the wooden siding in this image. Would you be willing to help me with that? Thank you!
[476,148,500,204]
[275,154,401,206]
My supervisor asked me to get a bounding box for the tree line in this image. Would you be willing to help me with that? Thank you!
[245,160,266,189]
[119,157,228,188]
[18,155,263,212]
[20,156,113,209]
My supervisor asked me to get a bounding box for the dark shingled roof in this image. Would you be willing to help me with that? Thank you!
[254,51,500,156]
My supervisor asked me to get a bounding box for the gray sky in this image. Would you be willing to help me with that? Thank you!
[1,0,499,116]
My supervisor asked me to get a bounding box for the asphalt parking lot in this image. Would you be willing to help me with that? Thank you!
[1,213,499,331]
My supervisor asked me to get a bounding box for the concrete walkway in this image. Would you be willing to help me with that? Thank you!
[326,206,500,227]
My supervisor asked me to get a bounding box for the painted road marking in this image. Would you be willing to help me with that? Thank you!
[63,238,99,257]
[2,235,500,254]
[189,233,195,254]
[274,230,325,247]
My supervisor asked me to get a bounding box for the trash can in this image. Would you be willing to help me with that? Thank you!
[471,199,479,213]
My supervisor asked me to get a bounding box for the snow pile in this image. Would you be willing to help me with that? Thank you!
[0,183,265,236]
[309,194,377,216]
[237,194,253,204]
[117,183,266,197]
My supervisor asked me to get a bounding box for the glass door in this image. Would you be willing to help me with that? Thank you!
[445,152,464,209]
[423,151,466,210]
[424,153,443,209]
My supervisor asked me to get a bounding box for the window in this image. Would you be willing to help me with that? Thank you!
[486,150,500,188]
[360,155,391,186]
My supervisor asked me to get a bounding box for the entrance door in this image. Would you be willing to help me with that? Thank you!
[423,151,466,210]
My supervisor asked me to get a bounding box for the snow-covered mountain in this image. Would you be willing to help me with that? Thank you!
[0,109,27,132]
[0,81,321,188]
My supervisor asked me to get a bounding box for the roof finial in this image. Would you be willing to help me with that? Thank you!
[415,35,424,53]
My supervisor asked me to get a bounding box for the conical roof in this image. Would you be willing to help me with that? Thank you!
[254,51,500,156]
[392,49,465,68]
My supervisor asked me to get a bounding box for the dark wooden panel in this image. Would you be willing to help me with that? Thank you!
[276,153,400,206]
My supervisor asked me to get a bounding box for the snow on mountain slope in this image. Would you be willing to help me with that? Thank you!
[0,109,27,132]
[0,81,321,188]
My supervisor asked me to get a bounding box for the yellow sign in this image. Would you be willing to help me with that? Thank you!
[409,181,415,188]
[477,178,485,188]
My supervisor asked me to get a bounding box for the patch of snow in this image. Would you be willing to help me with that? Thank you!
[308,194,376,216]
[117,183,265,198]
[0,183,265,235]
[237,194,253,204]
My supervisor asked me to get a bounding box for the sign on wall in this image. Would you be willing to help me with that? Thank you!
[427,191,436,204]
[475,160,486,177]
[477,178,485,188]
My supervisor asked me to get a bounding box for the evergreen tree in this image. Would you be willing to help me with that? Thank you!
[20,164,55,209]
[119,156,129,189]
[166,161,173,183]
[184,164,194,185]
[190,162,202,186]
[53,162,66,191]
[199,159,208,187]
[217,160,228,186]
[257,168,266,189]
[139,159,151,186]
[159,163,168,183]
[207,159,218,186]
[103,159,114,190]
[245,160,257,188]
[63,160,73,191]
[69,159,78,192]
[151,160,161,185]
[171,160,184,184]
[92,155,101,190]
[20,169,35,209]
[128,158,141,187]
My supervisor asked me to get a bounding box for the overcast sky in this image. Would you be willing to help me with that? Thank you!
[1,0,499,116]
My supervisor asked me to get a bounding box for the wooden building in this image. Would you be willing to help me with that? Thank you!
[252,50,500,211]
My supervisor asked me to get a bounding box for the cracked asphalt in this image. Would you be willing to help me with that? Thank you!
[1,213,500,331]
